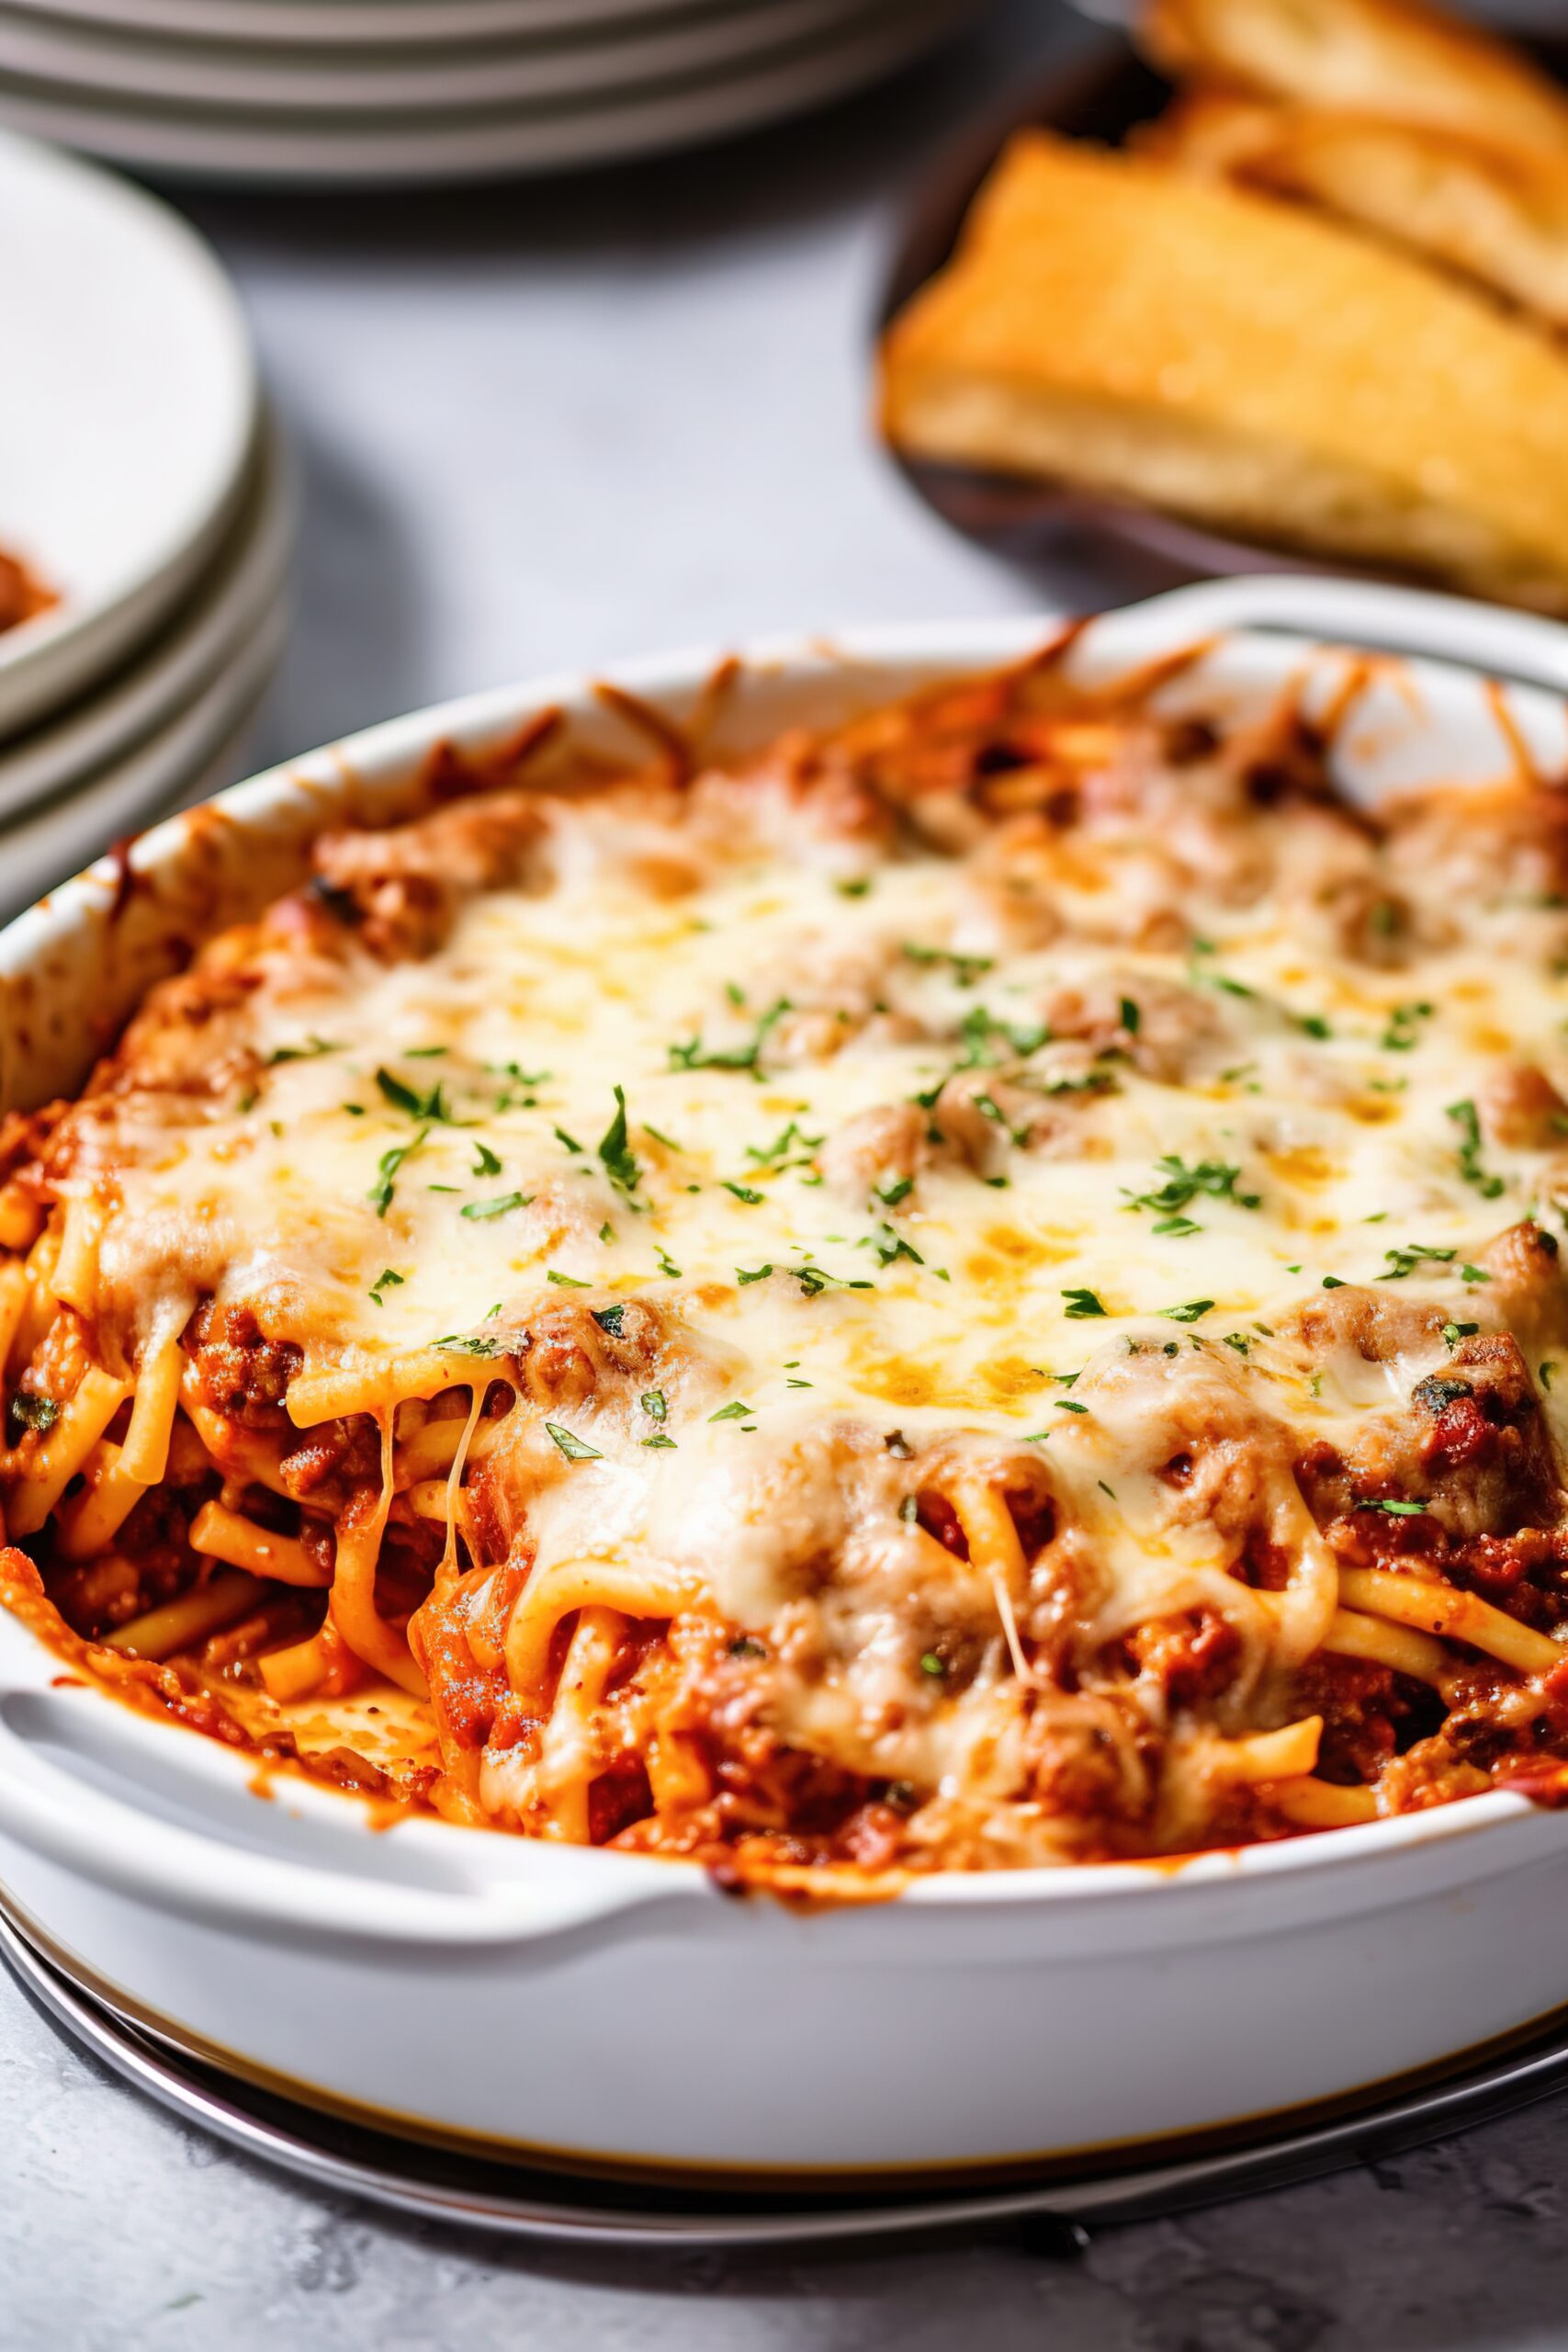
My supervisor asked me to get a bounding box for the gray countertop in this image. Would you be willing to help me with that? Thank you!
[6,6,1568,2341]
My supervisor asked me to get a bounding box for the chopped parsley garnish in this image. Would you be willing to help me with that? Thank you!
[597,1086,642,1195]
[1118,996,1141,1035]
[1055,1398,1089,1414]
[553,1125,583,1156]
[642,1433,678,1450]
[8,1391,58,1437]
[265,1034,342,1065]
[367,1268,405,1306]
[461,1193,531,1220]
[1380,1244,1456,1280]
[1382,1002,1434,1052]
[592,1306,626,1337]
[958,1004,1050,1067]
[794,1261,874,1295]
[721,1182,765,1204]
[874,1175,914,1208]
[836,877,872,899]
[1123,1157,1259,1218]
[729,1634,768,1658]
[737,1264,773,1285]
[1160,1300,1213,1323]
[1222,1333,1251,1355]
[471,1142,502,1177]
[1354,1498,1428,1517]
[434,1332,511,1358]
[653,1245,682,1279]
[1461,1264,1491,1285]
[1321,1275,1348,1290]
[1442,1320,1480,1350]
[670,997,791,1079]
[547,1270,592,1288]
[640,1390,668,1422]
[642,1124,682,1152]
[546,1424,602,1462]
[1542,1362,1557,1391]
[900,942,994,988]
[865,1223,924,1269]
[1062,1287,1107,1318]
[1298,1013,1333,1041]
[1448,1099,1506,1200]
[747,1120,823,1168]
[709,1401,752,1422]
[368,1128,428,1216]
[919,1652,946,1679]
[376,1067,451,1123]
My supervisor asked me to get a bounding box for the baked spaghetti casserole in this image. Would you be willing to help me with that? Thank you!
[6,643,1568,1884]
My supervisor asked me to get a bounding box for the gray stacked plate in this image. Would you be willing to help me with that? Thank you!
[0,0,976,186]
[0,130,288,918]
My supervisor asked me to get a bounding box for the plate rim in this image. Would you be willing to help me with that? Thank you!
[0,130,258,738]
[0,0,968,181]
[0,418,290,822]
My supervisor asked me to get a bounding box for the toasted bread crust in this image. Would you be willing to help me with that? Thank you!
[1150,91,1568,329]
[1142,0,1568,153]
[879,132,1568,609]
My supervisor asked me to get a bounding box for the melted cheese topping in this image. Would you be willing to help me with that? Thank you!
[19,672,1568,1867]
[84,809,1568,1521]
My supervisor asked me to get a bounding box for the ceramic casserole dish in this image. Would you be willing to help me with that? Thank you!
[4,573,1568,2183]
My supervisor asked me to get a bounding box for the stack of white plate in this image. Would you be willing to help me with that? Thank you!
[0,132,287,922]
[0,0,976,187]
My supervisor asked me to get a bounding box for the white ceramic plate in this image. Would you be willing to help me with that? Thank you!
[0,419,290,824]
[0,0,911,110]
[0,132,257,740]
[0,0,775,45]
[0,1,967,182]
[0,591,287,922]
[3,579,1568,2180]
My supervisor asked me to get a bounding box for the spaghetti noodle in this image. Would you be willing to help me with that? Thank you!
[6,648,1568,1878]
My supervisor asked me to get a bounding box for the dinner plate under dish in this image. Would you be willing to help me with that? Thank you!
[0,0,971,183]
[9,1894,1568,2251]
[0,130,256,740]
[0,417,290,825]
[4,576,1568,2180]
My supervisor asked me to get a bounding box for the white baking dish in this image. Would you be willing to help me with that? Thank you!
[5,573,1568,2182]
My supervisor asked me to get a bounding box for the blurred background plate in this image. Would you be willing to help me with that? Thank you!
[879,21,1568,604]
[0,130,256,736]
[0,418,290,824]
[0,0,971,183]
[0,0,802,43]
[0,0,955,115]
